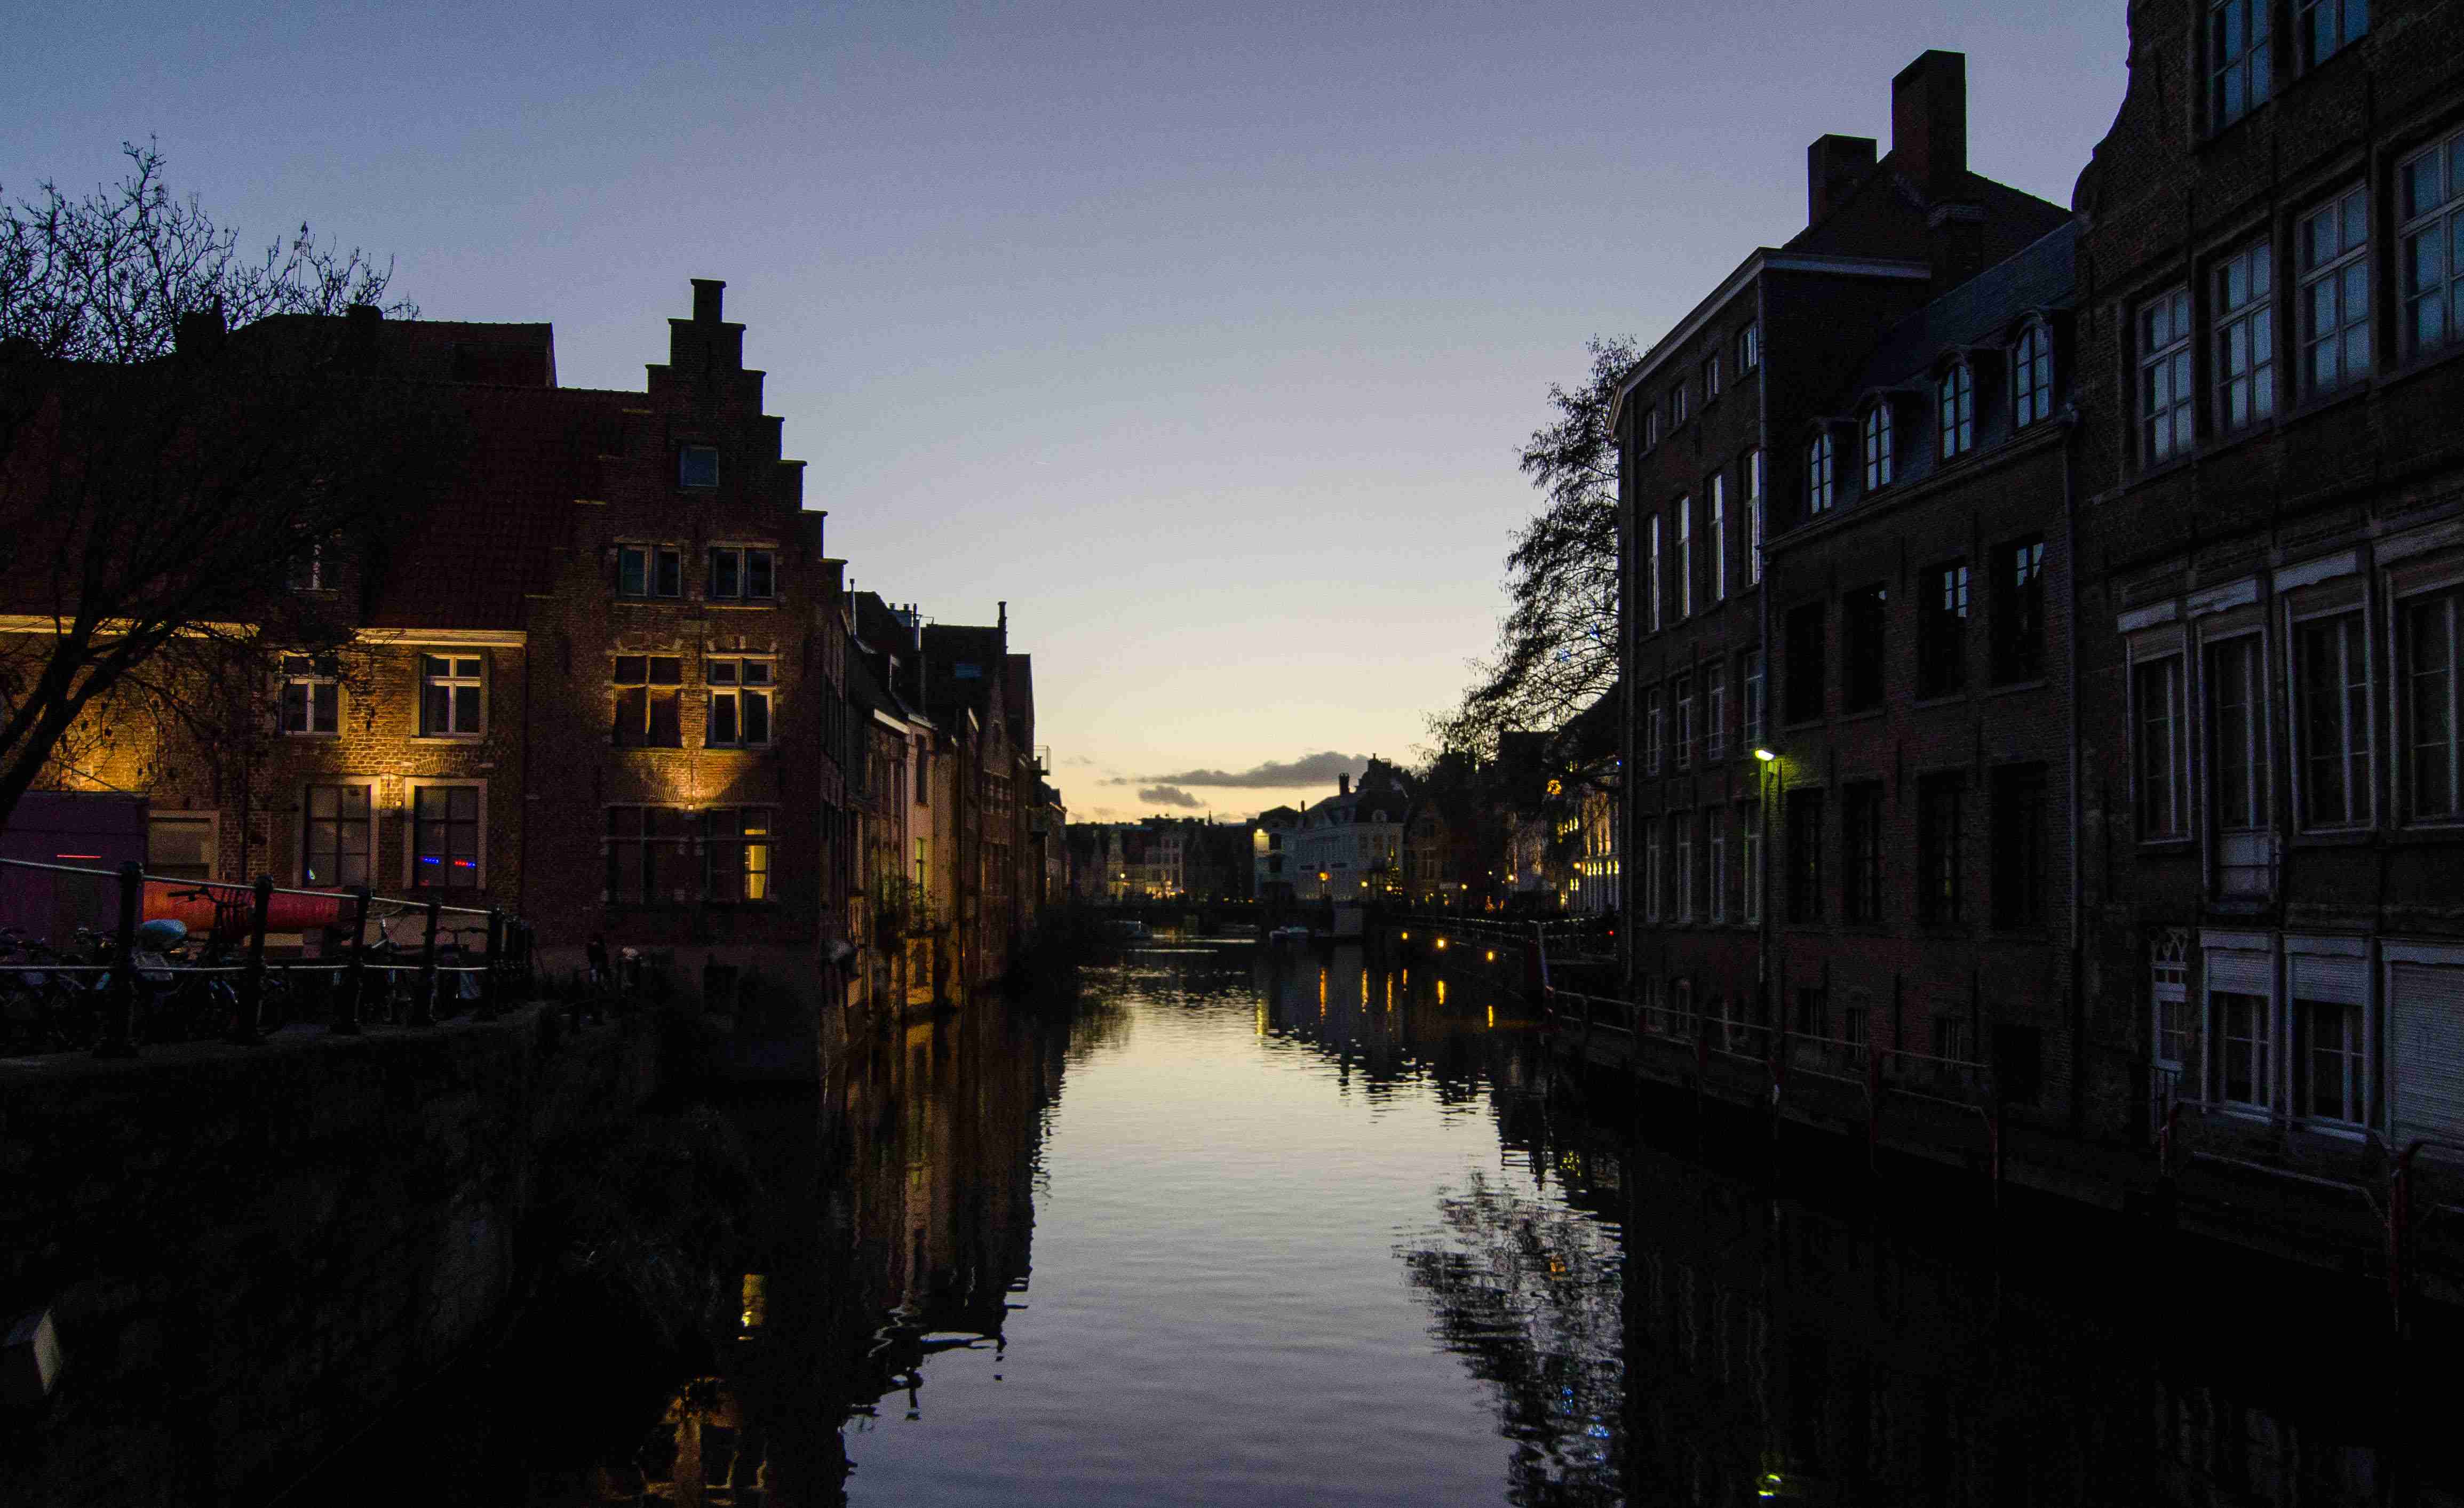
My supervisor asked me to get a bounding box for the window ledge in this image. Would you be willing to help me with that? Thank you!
[2289,828,2375,848]
[1910,690,1968,710]
[283,732,343,741]
[706,600,779,610]
[1837,705,1886,724]
[414,733,487,743]
[2136,836,2197,851]
[1985,677,2051,698]
[2385,824,2464,846]
[613,597,683,606]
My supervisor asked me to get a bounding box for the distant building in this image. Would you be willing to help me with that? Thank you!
[1252,804,1300,906]
[1293,759,1411,903]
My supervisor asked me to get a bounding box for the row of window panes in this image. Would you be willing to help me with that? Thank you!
[1641,650,1763,773]
[2133,585,2464,843]
[299,782,480,890]
[2139,129,2464,465]
[1814,328,2050,517]
[1644,450,1763,631]
[1636,804,1762,925]
[2160,955,2372,1129]
[1782,539,2043,725]
[617,544,778,601]
[605,805,774,904]
[1778,764,2047,930]
[281,655,487,738]
[2207,0,2367,132]
[1638,323,1759,451]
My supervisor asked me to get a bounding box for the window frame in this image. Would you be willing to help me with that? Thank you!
[1841,780,1884,927]
[1742,800,1763,925]
[2292,605,2374,831]
[1675,496,1694,620]
[611,653,686,748]
[1674,671,1696,771]
[2298,184,2372,396]
[1738,322,1760,372]
[1706,663,1728,764]
[2399,584,2464,824]
[2012,321,2054,429]
[1915,771,1963,925]
[2134,653,2191,841]
[418,653,486,739]
[1862,401,1894,491]
[1842,583,1888,714]
[617,544,684,600]
[1990,538,2048,686]
[1644,684,1665,775]
[1707,471,1728,604]
[1936,361,1975,460]
[2213,238,2277,433]
[605,804,694,906]
[678,444,720,490]
[1745,448,1766,585]
[300,781,374,890]
[1646,513,1663,632]
[2205,628,2274,895]
[708,545,779,603]
[406,779,486,891]
[2207,0,2274,132]
[1806,430,1836,515]
[1785,787,1825,924]
[147,810,219,883]
[2399,124,2464,362]
[1917,560,1970,700]
[2295,0,2367,73]
[2140,285,2195,465]
[704,656,777,748]
[1743,647,1766,751]
[703,807,777,904]
[277,653,341,738]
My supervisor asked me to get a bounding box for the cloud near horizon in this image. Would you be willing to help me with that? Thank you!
[1109,750,1365,790]
[1136,785,1205,808]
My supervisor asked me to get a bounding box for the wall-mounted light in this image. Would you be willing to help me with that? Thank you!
[1753,747,1778,763]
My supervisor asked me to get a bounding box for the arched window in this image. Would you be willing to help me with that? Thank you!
[1862,402,1894,490]
[1807,432,1836,514]
[1938,361,1975,459]
[2013,323,2053,428]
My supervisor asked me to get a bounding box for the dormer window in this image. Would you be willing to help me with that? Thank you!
[1861,402,1894,490]
[2012,323,2054,429]
[678,444,720,489]
[1937,362,1975,459]
[1807,431,1837,515]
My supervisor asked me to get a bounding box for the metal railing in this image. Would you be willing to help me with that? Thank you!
[0,856,535,1058]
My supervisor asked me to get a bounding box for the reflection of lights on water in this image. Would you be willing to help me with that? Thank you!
[1435,938,1446,950]
[1255,1003,1266,1036]
[1436,979,1446,1006]
[1487,1005,1494,1028]
[738,1273,767,1334]
[1485,949,1495,962]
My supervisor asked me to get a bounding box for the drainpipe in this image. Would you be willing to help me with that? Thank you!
[1755,276,1773,1031]
[2063,409,2086,1136]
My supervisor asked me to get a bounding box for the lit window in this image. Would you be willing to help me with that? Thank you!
[419,655,484,737]
[706,658,775,747]
[2012,323,2054,429]
[411,785,482,889]
[2296,0,2366,70]
[1862,402,1893,490]
[678,444,720,489]
[1936,362,1974,459]
[617,544,682,599]
[1642,818,1662,922]
[2399,126,2464,359]
[1807,432,1835,514]
[2209,0,2272,131]
[2299,186,2371,394]
[709,546,777,601]
[705,809,774,901]
[2214,241,2276,430]
[279,654,339,736]
[2296,611,2371,828]
[2140,287,2194,462]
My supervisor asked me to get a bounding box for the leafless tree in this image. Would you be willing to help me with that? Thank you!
[0,142,441,832]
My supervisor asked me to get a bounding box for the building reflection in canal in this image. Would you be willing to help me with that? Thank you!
[572,938,2451,1507]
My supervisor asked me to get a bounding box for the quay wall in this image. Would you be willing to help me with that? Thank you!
[0,1007,658,1507]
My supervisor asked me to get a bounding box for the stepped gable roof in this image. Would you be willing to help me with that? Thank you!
[1838,221,2078,401]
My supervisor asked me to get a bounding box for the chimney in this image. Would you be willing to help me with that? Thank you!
[1891,50,1968,201]
[691,278,726,324]
[1339,773,1351,797]
[1806,135,1877,226]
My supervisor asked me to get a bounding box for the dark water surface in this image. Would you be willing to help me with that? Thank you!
[326,939,2454,1505]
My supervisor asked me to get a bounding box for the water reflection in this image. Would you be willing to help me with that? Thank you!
[554,939,2450,1506]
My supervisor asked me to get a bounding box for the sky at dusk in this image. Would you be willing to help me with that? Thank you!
[11,1,2129,822]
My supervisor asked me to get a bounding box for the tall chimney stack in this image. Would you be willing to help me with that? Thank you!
[1339,773,1350,797]
[691,278,726,324]
[1891,50,1968,202]
[1806,135,1877,226]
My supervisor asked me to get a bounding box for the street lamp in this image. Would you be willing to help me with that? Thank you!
[1753,747,1777,763]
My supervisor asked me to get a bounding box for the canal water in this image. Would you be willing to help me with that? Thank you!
[331,937,2454,1505]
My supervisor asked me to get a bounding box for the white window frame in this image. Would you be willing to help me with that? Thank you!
[1745,449,1765,585]
[1644,685,1665,775]
[708,544,778,603]
[678,444,720,490]
[2288,942,2371,1134]
[1676,497,1693,619]
[1705,352,1722,402]
[1708,471,1728,603]
[278,654,340,737]
[1742,801,1763,925]
[418,653,486,738]
[1674,671,1695,771]
[404,778,487,890]
[1644,404,1660,450]
[289,542,329,593]
[1671,379,1689,427]
[1647,513,1663,632]
[2399,125,2464,361]
[2205,628,2273,895]
[1643,818,1662,923]
[2214,240,2277,432]
[2132,651,2190,840]
[1706,664,1727,763]
[617,543,683,600]
[1936,361,1975,459]
[1676,811,1695,921]
[2298,185,2372,395]
[2140,285,2195,463]
[2012,321,2054,429]
[1710,809,1728,924]
[2208,0,2272,131]
[2397,581,2464,823]
[2153,940,2190,1076]
[1743,647,1765,750]
[1807,432,1835,515]
[2204,946,2275,1114]
[1862,402,1893,490]
[2290,604,2373,830]
[1738,322,1760,372]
